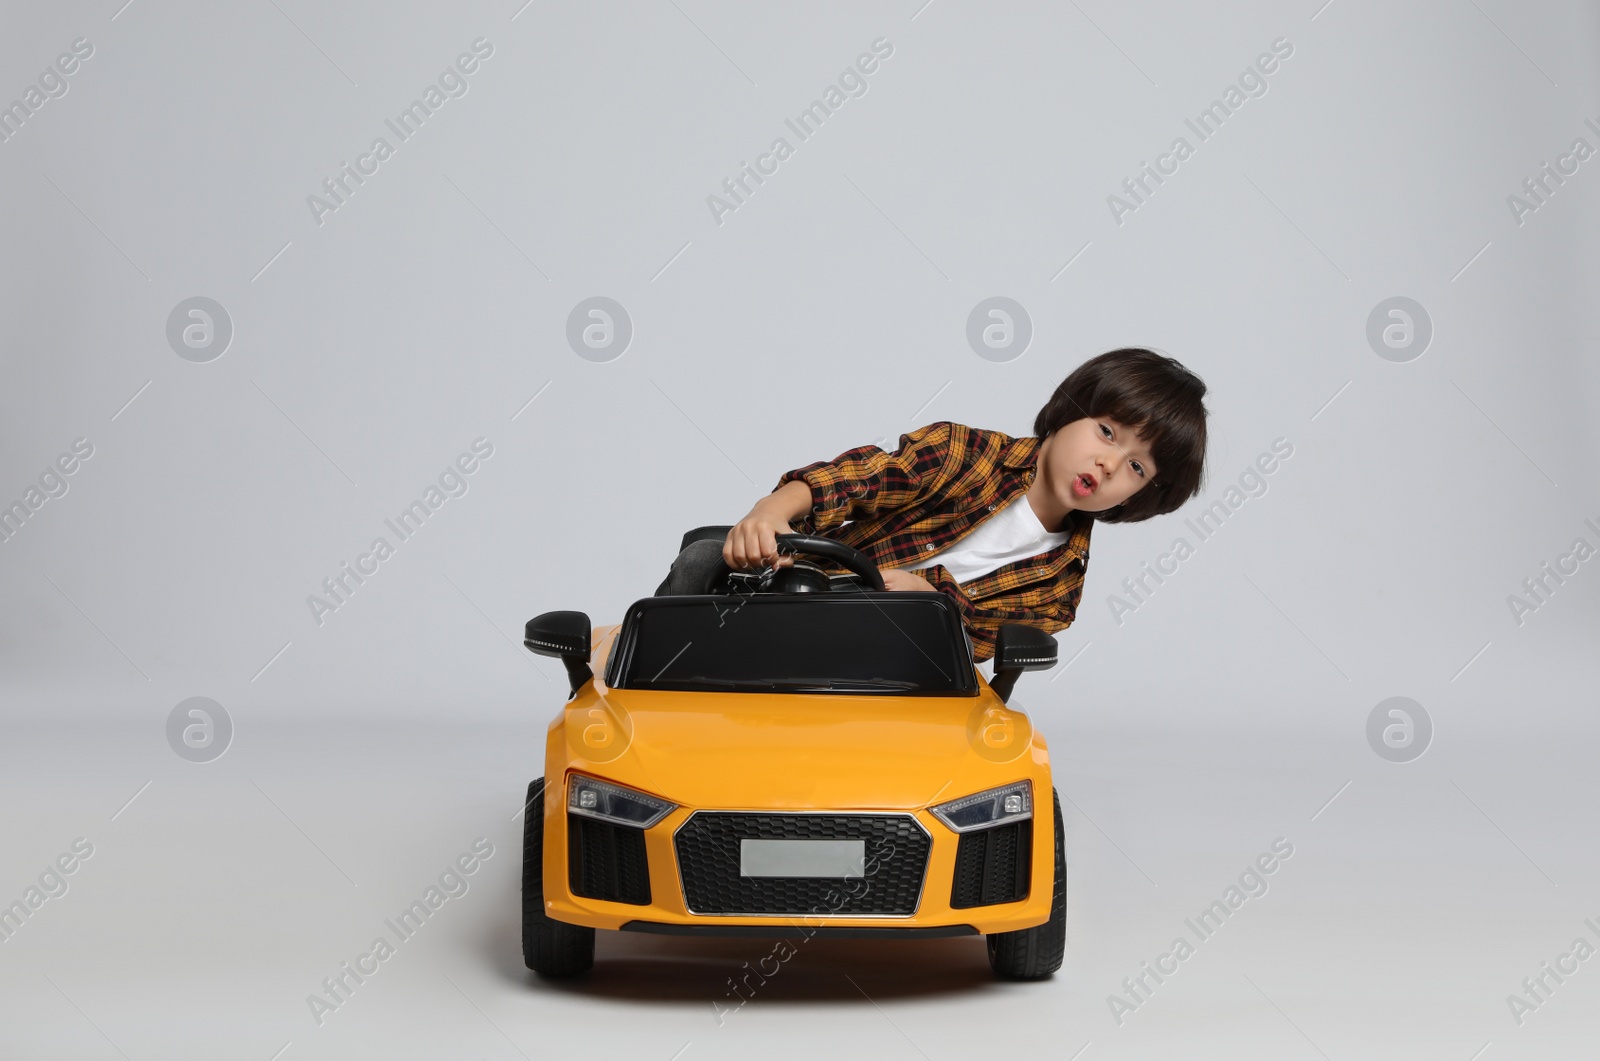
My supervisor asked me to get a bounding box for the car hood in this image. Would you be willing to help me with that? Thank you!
[563,686,1039,811]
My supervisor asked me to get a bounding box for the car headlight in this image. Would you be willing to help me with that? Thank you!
[930,780,1032,833]
[567,774,676,829]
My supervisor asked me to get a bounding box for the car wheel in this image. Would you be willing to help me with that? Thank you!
[985,786,1066,980]
[522,777,595,977]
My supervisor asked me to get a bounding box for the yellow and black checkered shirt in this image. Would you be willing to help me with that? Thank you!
[775,420,1093,664]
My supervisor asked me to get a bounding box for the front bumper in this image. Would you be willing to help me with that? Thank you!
[543,794,1056,935]
[619,920,979,939]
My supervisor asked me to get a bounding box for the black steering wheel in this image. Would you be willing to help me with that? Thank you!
[767,533,886,592]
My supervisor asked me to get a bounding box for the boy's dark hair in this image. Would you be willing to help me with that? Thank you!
[1033,347,1209,524]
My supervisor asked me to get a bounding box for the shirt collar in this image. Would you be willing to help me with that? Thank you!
[1001,434,1041,471]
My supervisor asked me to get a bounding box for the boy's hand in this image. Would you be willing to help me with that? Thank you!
[881,568,936,593]
[724,507,796,571]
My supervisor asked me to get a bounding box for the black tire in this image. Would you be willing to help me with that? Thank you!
[986,786,1066,980]
[522,778,596,977]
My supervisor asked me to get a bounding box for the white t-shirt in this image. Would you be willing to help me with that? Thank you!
[902,493,1072,587]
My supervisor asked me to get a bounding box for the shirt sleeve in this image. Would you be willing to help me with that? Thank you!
[773,421,958,536]
[917,562,1081,664]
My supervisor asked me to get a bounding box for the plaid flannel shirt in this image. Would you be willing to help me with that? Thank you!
[774,420,1093,664]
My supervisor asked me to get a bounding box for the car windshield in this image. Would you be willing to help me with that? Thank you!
[607,594,977,695]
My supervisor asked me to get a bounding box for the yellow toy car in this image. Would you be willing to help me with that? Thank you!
[520,531,1066,980]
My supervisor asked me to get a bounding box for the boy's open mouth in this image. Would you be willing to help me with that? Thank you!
[1072,472,1096,498]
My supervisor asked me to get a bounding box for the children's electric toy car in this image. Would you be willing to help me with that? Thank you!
[520,528,1067,981]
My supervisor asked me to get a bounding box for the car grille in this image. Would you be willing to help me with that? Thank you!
[950,819,1031,908]
[674,812,930,916]
[568,815,651,905]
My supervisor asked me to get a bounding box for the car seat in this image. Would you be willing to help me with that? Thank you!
[679,525,734,553]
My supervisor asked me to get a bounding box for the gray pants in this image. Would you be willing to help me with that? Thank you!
[654,538,733,596]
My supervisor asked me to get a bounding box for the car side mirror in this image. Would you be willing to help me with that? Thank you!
[525,610,592,698]
[988,624,1058,704]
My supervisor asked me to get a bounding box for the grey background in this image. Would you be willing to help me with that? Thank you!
[2,1,1597,1058]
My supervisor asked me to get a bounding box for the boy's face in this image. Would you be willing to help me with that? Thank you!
[1039,415,1158,515]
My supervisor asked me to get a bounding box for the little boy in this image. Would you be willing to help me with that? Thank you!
[656,347,1209,663]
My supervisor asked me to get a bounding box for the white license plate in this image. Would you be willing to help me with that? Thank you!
[739,838,864,878]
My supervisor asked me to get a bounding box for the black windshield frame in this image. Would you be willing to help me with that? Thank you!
[604,592,978,696]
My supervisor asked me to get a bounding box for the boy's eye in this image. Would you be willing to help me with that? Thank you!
[1103,421,1149,477]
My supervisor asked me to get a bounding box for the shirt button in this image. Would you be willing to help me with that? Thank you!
[925,544,934,551]
[988,504,996,511]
